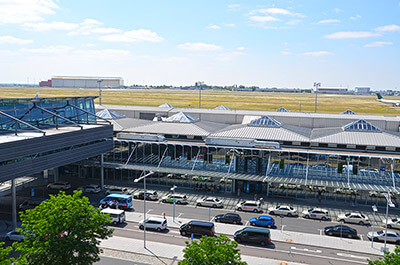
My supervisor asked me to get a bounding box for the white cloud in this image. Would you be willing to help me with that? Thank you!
[286,19,301,25]
[20,45,72,54]
[91,27,122,34]
[73,49,131,58]
[0,35,33,45]
[302,51,333,56]
[317,19,340,24]
[258,8,304,18]
[0,0,59,24]
[325,31,381,39]
[217,51,245,61]
[364,41,393,47]
[23,21,78,31]
[165,56,191,63]
[334,8,341,13]
[237,47,245,50]
[228,4,240,9]
[68,19,105,35]
[280,51,291,55]
[223,23,236,27]
[249,16,280,22]
[350,14,361,20]
[99,29,164,42]
[178,42,222,51]
[208,24,221,29]
[375,24,400,32]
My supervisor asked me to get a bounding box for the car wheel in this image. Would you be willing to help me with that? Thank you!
[139,225,144,230]
[251,222,255,226]
[233,221,237,224]
[328,232,333,236]
[321,217,327,221]
[338,219,344,223]
[212,204,217,208]
[287,213,292,217]
[134,196,138,199]
[388,225,392,229]
[253,209,258,213]
[237,207,242,211]
[305,215,310,219]
[267,224,272,228]
[196,203,201,206]
[260,241,266,247]
[177,201,181,205]
[162,200,166,203]
[359,221,364,225]
[181,231,187,236]
[156,227,161,232]
[270,211,275,215]
[348,234,353,238]
[236,238,242,243]
[396,240,400,245]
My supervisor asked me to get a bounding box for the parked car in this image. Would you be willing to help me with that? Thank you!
[306,185,327,193]
[139,217,167,232]
[268,205,298,217]
[133,190,158,201]
[161,194,188,204]
[387,218,400,229]
[324,225,358,239]
[250,216,275,228]
[180,221,215,237]
[167,174,187,180]
[214,213,242,224]
[5,230,26,241]
[196,197,223,208]
[337,213,370,225]
[192,176,207,181]
[302,208,329,220]
[105,187,128,195]
[234,227,271,246]
[360,168,379,174]
[219,178,232,184]
[367,230,400,244]
[47,181,71,190]
[77,184,101,194]
[236,200,262,213]
[19,199,44,211]
[334,188,359,195]
[369,191,397,200]
[279,183,302,190]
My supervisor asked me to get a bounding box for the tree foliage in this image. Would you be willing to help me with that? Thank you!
[0,241,14,265]
[369,245,400,265]
[14,190,113,265]
[179,234,247,265]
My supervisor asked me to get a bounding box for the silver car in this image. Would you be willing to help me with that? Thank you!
[387,218,400,230]
[196,197,223,208]
[47,181,71,190]
[268,205,298,217]
[367,230,400,244]
[77,184,101,194]
[302,208,329,220]
[337,213,369,225]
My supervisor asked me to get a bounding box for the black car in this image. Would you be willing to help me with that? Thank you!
[214,213,242,224]
[180,221,215,237]
[234,227,271,247]
[324,225,358,239]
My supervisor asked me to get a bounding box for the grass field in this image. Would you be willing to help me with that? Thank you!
[1,86,400,116]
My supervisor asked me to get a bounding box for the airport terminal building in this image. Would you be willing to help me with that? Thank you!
[70,104,400,204]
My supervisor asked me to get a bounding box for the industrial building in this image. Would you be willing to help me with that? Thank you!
[51,76,123,88]
[64,104,400,205]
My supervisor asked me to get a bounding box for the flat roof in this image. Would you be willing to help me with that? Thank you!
[0,96,97,104]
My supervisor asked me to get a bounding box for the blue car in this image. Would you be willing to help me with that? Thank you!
[250,216,275,228]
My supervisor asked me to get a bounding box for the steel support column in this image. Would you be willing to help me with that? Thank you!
[12,179,17,229]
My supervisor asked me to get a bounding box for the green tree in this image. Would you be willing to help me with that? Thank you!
[14,190,113,265]
[179,235,247,265]
[369,245,400,264]
[0,241,14,264]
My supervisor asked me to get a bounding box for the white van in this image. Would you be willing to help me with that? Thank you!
[101,208,126,224]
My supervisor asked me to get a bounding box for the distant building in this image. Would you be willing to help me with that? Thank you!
[316,86,349,94]
[355,87,370,94]
[39,79,52,87]
[51,76,123,88]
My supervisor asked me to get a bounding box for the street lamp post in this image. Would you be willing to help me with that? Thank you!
[371,205,377,248]
[383,192,395,252]
[197,81,204,108]
[97,79,103,105]
[171,185,177,222]
[313,82,321,113]
[134,170,154,248]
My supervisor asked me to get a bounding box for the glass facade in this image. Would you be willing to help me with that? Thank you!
[0,97,97,132]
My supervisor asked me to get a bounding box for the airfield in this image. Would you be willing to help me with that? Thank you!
[0,86,399,115]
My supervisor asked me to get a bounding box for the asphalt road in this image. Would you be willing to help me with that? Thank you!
[111,222,380,265]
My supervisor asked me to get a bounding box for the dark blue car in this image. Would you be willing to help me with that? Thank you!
[250,215,275,228]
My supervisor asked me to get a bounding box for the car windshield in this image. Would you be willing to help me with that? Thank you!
[377,230,384,234]
[345,213,351,217]
[308,208,314,212]
[361,214,366,218]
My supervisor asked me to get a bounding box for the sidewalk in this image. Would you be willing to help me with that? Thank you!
[124,211,395,256]
[100,236,307,265]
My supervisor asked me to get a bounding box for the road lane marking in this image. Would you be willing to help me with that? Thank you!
[290,246,322,253]
[177,213,184,219]
[245,221,249,226]
[337,253,369,260]
[146,209,152,214]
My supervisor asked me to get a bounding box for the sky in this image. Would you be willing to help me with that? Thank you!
[0,0,400,89]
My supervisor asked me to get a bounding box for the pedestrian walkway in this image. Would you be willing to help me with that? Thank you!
[100,236,307,265]
[124,211,394,256]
